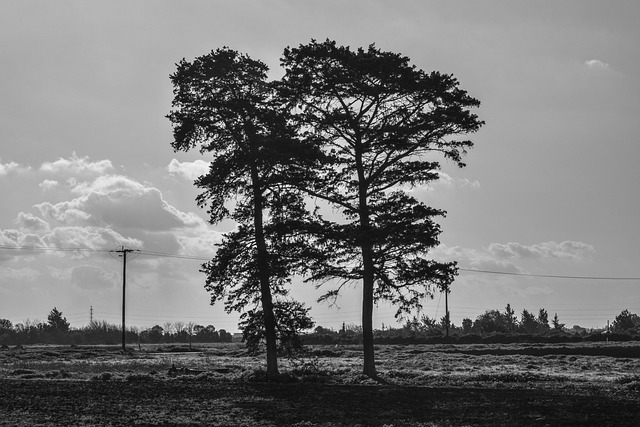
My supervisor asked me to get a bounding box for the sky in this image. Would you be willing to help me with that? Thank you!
[1,1,639,332]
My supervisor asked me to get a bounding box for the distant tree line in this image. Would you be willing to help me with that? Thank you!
[0,308,232,346]
[303,306,640,345]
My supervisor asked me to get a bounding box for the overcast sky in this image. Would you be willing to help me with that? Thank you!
[1,1,638,332]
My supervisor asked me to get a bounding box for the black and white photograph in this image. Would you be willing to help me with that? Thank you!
[1,1,639,425]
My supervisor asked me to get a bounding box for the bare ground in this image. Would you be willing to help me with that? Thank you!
[1,342,639,426]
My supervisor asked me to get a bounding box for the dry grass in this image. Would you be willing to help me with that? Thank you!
[1,342,639,425]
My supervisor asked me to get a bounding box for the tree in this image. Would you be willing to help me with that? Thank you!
[280,39,483,376]
[612,309,640,332]
[552,313,565,331]
[47,307,70,332]
[0,319,12,330]
[218,329,233,343]
[473,310,509,334]
[168,47,318,376]
[503,304,517,332]
[537,308,550,331]
[519,309,538,334]
[239,300,314,356]
[461,318,473,333]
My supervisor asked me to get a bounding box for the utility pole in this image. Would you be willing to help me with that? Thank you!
[90,305,93,324]
[444,286,450,338]
[110,246,139,351]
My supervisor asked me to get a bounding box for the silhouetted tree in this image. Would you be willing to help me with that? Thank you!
[47,307,70,332]
[552,313,565,331]
[168,48,318,376]
[461,318,473,333]
[218,329,233,342]
[473,310,509,334]
[143,325,164,343]
[504,304,517,332]
[239,300,314,356]
[0,319,12,330]
[612,309,640,332]
[519,309,538,334]
[537,308,550,331]
[280,39,483,377]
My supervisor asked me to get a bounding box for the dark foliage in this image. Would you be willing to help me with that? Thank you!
[280,39,484,376]
[167,47,318,375]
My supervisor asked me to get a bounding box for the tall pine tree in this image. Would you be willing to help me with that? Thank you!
[168,48,316,376]
[281,40,484,377]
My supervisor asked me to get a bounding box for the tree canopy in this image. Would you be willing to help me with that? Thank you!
[47,307,70,332]
[280,40,484,376]
[168,40,483,378]
[168,48,316,376]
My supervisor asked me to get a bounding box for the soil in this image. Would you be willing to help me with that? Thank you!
[1,342,639,426]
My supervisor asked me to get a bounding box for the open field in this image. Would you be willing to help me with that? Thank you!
[1,342,639,426]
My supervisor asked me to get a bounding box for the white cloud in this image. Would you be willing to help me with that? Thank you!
[584,59,610,70]
[37,175,203,231]
[70,265,118,290]
[432,171,480,190]
[488,240,595,261]
[42,226,142,252]
[176,227,221,258]
[39,179,59,191]
[0,266,40,282]
[0,159,30,176]
[167,159,209,182]
[431,244,524,274]
[15,212,50,233]
[0,228,47,249]
[48,266,72,282]
[40,152,113,176]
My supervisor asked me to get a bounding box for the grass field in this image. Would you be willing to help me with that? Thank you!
[1,342,639,425]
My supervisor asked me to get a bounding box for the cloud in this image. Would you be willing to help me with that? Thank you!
[40,152,113,176]
[0,228,47,250]
[70,265,118,290]
[584,59,610,70]
[0,159,30,176]
[0,266,40,283]
[428,171,480,190]
[488,240,595,261]
[522,286,553,296]
[36,175,203,231]
[42,226,142,252]
[48,266,71,282]
[431,244,524,274]
[0,223,140,260]
[39,179,59,191]
[15,212,50,233]
[176,227,221,258]
[167,159,209,181]
[436,171,480,189]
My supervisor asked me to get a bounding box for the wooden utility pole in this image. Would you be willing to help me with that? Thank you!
[111,246,139,351]
[445,287,450,338]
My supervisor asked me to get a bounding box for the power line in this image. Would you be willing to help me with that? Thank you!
[458,268,640,281]
[0,244,212,261]
[0,244,110,253]
[2,243,638,280]
[138,250,211,261]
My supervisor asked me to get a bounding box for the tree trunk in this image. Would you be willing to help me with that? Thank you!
[361,245,377,378]
[355,146,377,378]
[250,162,279,377]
